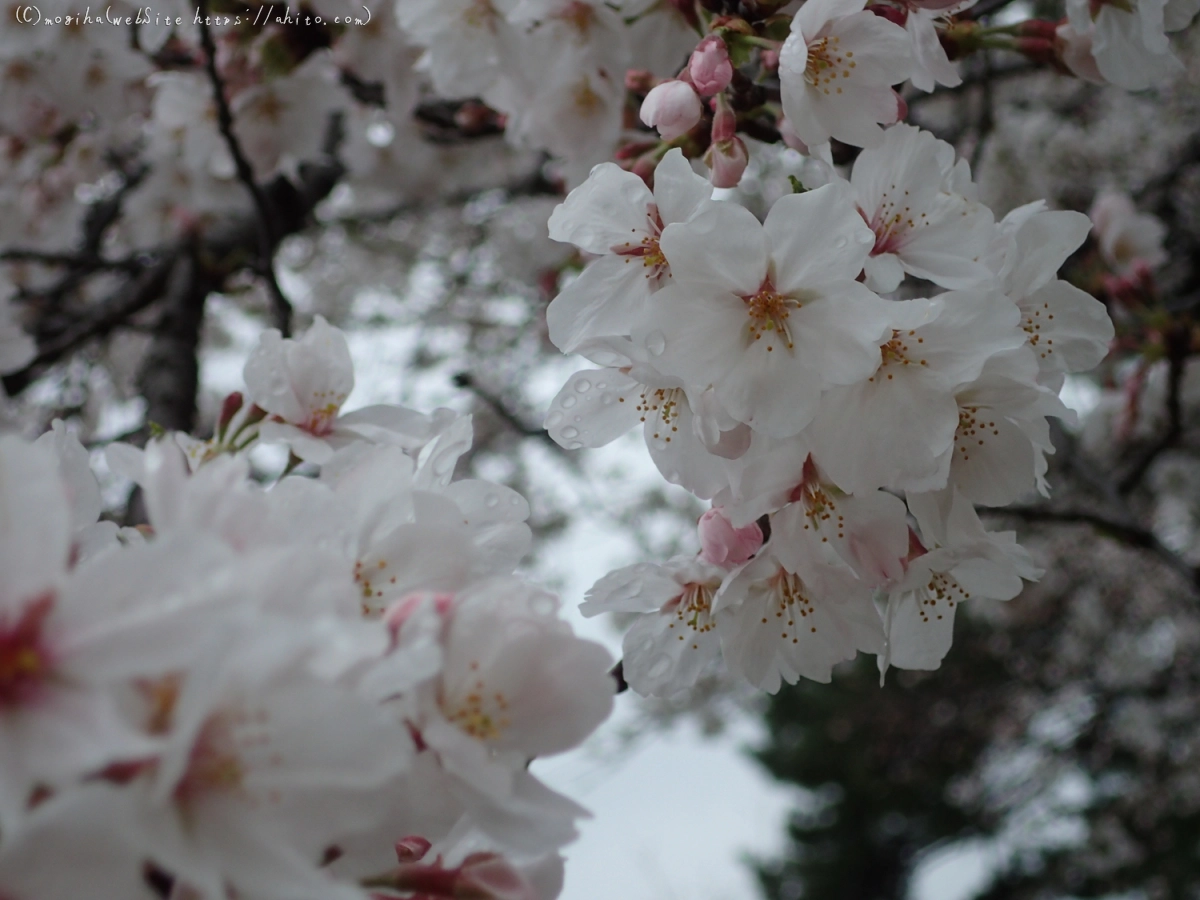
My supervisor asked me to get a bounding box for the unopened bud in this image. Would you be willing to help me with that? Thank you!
[689,36,734,96]
[699,508,763,567]
[705,135,749,188]
[395,836,433,864]
[1015,36,1057,63]
[640,80,703,140]
[869,4,908,26]
[217,391,244,438]
[242,403,269,426]
[625,68,657,94]
[1016,18,1060,38]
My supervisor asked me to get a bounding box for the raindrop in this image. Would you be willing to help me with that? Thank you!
[561,426,579,439]
[646,331,666,355]
[545,410,564,428]
[484,494,500,508]
[575,378,592,393]
[596,382,607,390]
[561,395,577,409]
[601,395,614,406]
[566,440,584,450]
[833,235,848,249]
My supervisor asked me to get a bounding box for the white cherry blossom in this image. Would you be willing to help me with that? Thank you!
[545,149,714,353]
[639,183,891,438]
[778,0,913,150]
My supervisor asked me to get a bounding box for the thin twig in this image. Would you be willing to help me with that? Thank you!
[452,371,564,451]
[0,249,146,272]
[195,0,293,336]
[996,505,1200,591]
[1118,324,1189,493]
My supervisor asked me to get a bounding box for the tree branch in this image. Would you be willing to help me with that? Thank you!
[997,504,1200,591]
[195,0,293,336]
[1118,323,1189,493]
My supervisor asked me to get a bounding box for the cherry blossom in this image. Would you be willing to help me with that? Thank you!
[243,316,434,463]
[544,149,714,353]
[778,0,913,150]
[639,183,891,438]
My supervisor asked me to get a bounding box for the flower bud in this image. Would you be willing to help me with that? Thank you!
[217,391,244,438]
[689,36,734,96]
[698,508,763,567]
[640,80,703,140]
[394,836,432,863]
[705,135,749,188]
[869,4,908,26]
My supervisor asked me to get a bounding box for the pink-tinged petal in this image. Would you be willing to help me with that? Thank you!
[699,508,763,567]
[544,368,641,449]
[547,163,654,253]
[764,184,875,289]
[659,202,768,296]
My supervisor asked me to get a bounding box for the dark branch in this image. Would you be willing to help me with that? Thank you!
[452,371,563,450]
[1118,323,1189,493]
[195,0,293,336]
[0,249,146,273]
[2,253,177,395]
[997,505,1200,592]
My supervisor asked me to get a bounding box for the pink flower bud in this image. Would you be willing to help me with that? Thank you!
[394,836,433,863]
[688,36,734,96]
[217,391,244,436]
[456,853,538,900]
[869,4,908,26]
[698,508,763,568]
[705,135,749,188]
[640,80,703,140]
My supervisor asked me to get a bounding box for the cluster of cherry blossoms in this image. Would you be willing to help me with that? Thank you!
[0,318,615,900]
[544,123,1116,695]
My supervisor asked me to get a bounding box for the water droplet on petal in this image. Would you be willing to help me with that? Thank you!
[602,395,614,406]
[833,235,848,249]
[575,379,592,393]
[546,410,564,428]
[484,494,500,508]
[566,440,584,450]
[596,382,607,390]
[561,426,579,439]
[561,395,577,409]
[646,331,666,355]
